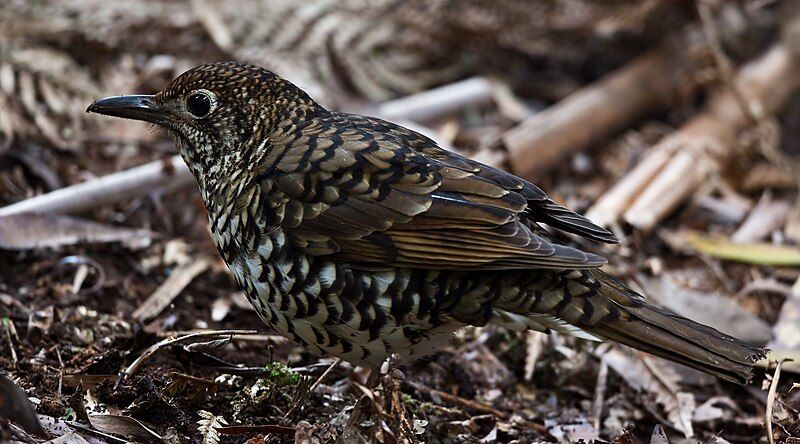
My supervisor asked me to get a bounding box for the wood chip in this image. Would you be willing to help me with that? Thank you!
[132,257,211,322]
[732,193,790,243]
[768,277,800,353]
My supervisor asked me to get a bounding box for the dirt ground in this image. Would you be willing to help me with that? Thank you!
[0,1,799,443]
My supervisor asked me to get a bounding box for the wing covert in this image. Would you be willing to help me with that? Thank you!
[268,112,614,270]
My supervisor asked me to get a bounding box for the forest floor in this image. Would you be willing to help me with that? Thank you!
[1,1,799,443]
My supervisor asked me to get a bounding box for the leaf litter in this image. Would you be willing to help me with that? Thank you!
[0,1,798,443]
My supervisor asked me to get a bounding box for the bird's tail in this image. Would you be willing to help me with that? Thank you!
[547,271,767,384]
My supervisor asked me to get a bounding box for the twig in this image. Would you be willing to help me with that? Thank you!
[2,318,17,367]
[347,369,381,428]
[0,75,487,218]
[191,0,234,51]
[55,346,63,398]
[489,81,536,122]
[377,77,493,123]
[405,380,549,434]
[119,329,256,383]
[0,155,194,217]
[589,31,800,230]
[155,331,286,343]
[731,192,790,243]
[591,359,609,431]
[215,424,296,435]
[308,358,342,393]
[698,0,762,124]
[766,359,789,444]
[132,256,211,322]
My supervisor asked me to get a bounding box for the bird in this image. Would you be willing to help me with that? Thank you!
[88,61,765,384]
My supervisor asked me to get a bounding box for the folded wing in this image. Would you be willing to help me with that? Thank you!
[270,113,616,270]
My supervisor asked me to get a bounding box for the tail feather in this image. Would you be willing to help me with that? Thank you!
[567,272,766,384]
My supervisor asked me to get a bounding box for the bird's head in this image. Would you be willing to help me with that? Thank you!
[88,62,320,184]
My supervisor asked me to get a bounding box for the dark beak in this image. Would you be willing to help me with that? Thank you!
[86,94,168,124]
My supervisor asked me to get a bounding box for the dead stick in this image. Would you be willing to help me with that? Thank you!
[406,380,549,434]
[378,77,493,123]
[616,37,800,230]
[119,329,256,382]
[502,43,682,176]
[0,79,491,217]
[215,425,296,435]
[765,360,789,444]
[0,155,194,217]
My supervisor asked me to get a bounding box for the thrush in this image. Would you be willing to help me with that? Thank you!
[88,62,765,384]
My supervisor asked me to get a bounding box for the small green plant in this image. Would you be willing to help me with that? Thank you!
[247,362,300,404]
[262,362,300,387]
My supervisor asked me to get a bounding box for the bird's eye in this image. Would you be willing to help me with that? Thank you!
[186,91,214,118]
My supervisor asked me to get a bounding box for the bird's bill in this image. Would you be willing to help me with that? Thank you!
[86,94,168,124]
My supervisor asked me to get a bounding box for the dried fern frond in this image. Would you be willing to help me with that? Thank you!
[0,42,99,151]
[221,0,691,101]
[196,410,227,444]
[3,0,203,56]
[2,0,691,103]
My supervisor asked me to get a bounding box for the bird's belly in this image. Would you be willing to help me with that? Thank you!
[225,248,464,368]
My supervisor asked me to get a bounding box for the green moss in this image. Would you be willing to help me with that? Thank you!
[402,393,416,404]
[261,362,300,387]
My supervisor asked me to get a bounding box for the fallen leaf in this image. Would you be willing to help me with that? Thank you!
[45,430,92,444]
[667,230,800,266]
[638,273,772,345]
[545,417,599,444]
[602,348,696,438]
[649,424,669,444]
[0,374,45,437]
[89,414,162,441]
[524,331,547,381]
[692,396,737,422]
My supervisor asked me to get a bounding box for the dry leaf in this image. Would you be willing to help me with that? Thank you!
[649,424,669,444]
[692,396,737,422]
[0,374,45,437]
[89,414,163,441]
[545,418,599,444]
[666,230,800,266]
[602,348,696,437]
[197,410,228,444]
[638,273,772,345]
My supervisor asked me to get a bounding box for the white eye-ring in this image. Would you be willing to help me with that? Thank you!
[185,89,216,118]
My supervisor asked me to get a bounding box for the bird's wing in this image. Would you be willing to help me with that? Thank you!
[268,112,615,270]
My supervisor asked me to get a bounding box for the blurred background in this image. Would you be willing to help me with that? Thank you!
[0,0,798,443]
